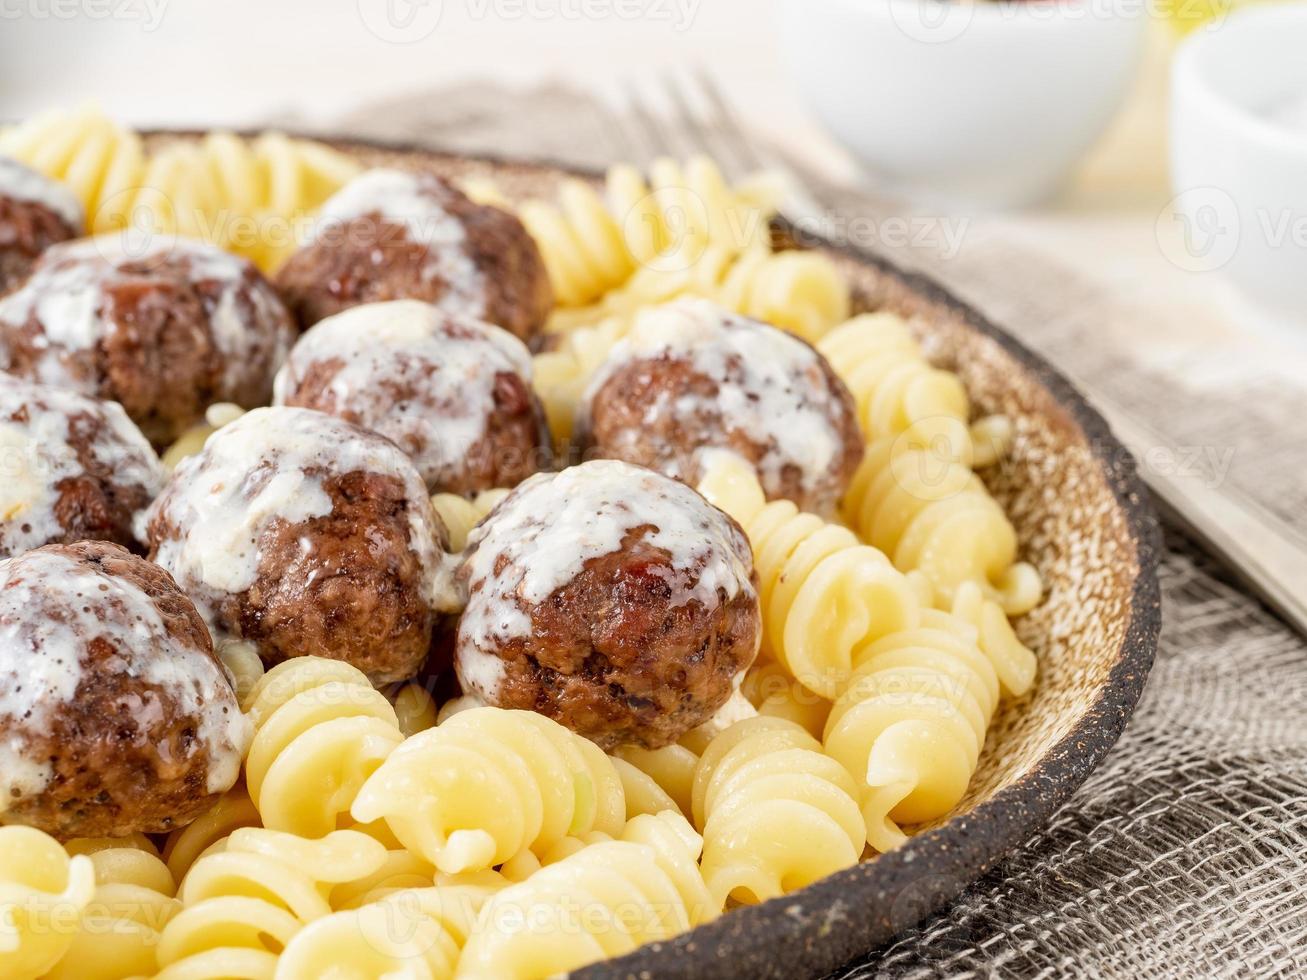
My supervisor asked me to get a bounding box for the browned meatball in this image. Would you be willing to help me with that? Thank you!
[145,406,459,684]
[579,298,864,516]
[456,459,760,749]
[0,541,248,839]
[0,234,295,446]
[275,169,552,345]
[274,300,550,495]
[0,157,82,295]
[0,377,164,558]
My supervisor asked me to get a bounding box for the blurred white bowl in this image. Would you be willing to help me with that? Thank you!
[1170,4,1307,318]
[776,0,1148,209]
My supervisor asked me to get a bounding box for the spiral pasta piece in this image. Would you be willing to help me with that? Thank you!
[519,156,776,308]
[698,450,921,698]
[393,684,440,739]
[842,433,1042,615]
[153,828,385,980]
[532,315,630,448]
[242,657,406,839]
[824,607,1010,853]
[690,717,864,905]
[0,106,360,272]
[612,742,700,819]
[742,660,832,739]
[429,488,510,553]
[351,707,626,875]
[0,826,96,980]
[456,812,715,979]
[50,836,180,980]
[163,784,263,886]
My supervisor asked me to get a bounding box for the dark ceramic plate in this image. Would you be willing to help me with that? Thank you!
[148,134,1163,980]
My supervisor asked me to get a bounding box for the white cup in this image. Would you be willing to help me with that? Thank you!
[775,0,1148,209]
[1169,3,1307,319]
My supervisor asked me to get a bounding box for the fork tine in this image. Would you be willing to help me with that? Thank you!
[594,94,646,166]
[691,68,770,174]
[620,81,673,167]
[660,72,714,160]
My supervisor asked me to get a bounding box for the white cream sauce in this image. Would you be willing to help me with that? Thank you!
[146,406,459,640]
[311,169,489,321]
[0,155,83,231]
[0,548,250,810]
[581,298,847,502]
[273,299,532,491]
[458,459,756,697]
[0,234,286,396]
[0,378,163,556]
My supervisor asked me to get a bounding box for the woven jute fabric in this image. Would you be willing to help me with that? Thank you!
[324,84,1307,978]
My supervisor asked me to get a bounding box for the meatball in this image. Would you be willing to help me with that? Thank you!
[145,406,458,684]
[275,169,552,344]
[0,541,248,839]
[0,377,164,558]
[580,298,864,515]
[0,156,82,295]
[0,234,295,446]
[274,300,550,495]
[457,459,760,749]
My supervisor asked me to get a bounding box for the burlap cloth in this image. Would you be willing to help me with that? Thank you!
[319,84,1307,978]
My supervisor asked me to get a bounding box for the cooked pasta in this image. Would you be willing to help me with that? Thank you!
[697,449,921,698]
[0,826,96,980]
[243,657,406,839]
[519,156,777,307]
[393,684,440,738]
[456,812,716,979]
[351,707,626,874]
[161,403,246,471]
[0,106,360,272]
[532,315,630,448]
[742,660,832,740]
[824,607,1010,853]
[612,742,700,819]
[50,837,180,980]
[429,488,510,553]
[691,717,864,905]
[162,783,263,886]
[545,242,850,345]
[154,828,386,980]
[842,432,1043,615]
[612,757,683,820]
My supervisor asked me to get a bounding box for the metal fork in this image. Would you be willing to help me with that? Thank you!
[608,70,1307,640]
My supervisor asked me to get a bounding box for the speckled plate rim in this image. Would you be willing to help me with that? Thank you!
[146,131,1164,980]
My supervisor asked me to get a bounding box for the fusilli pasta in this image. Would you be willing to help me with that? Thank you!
[350,707,626,874]
[691,717,865,905]
[742,660,832,739]
[456,812,715,979]
[154,828,386,980]
[429,488,510,553]
[243,657,406,839]
[697,450,921,698]
[842,433,1043,615]
[0,826,96,980]
[0,106,360,272]
[50,836,180,980]
[824,607,1010,853]
[162,783,263,886]
[519,156,777,308]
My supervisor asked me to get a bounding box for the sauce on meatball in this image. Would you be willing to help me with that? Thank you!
[0,234,295,445]
[0,377,163,557]
[276,169,553,344]
[0,156,82,294]
[0,541,248,839]
[145,406,459,684]
[273,299,550,494]
[580,298,864,516]
[457,459,761,749]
